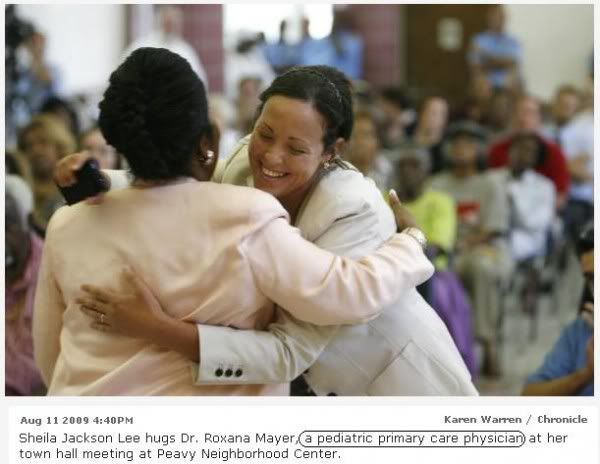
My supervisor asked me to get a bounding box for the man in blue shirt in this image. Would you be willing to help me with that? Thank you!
[299,9,363,80]
[468,5,522,90]
[522,223,594,396]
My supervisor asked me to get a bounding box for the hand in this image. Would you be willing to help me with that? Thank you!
[54,151,110,204]
[388,189,418,231]
[76,269,171,342]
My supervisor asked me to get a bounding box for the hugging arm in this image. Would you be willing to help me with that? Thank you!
[196,204,388,384]
[81,196,432,383]
[241,216,431,325]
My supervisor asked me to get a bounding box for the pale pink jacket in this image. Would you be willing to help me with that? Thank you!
[33,179,432,396]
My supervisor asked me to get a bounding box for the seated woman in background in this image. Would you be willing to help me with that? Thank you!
[522,222,594,396]
[79,125,121,170]
[58,64,476,396]
[17,114,76,235]
[34,48,431,396]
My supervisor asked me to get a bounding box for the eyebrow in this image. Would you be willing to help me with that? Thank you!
[260,121,309,146]
[288,136,309,146]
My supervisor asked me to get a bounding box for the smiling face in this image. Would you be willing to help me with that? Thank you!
[248,96,330,208]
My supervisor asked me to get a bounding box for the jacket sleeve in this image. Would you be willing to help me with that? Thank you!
[194,204,433,385]
[242,217,433,325]
[32,234,65,387]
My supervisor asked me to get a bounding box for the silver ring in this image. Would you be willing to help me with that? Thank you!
[100,313,105,324]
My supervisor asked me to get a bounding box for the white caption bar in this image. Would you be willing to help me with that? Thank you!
[6,405,598,463]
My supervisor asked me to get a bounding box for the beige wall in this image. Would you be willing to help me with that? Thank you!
[18,4,126,95]
[506,4,594,101]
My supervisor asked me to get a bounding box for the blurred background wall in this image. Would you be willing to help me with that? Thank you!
[14,4,594,101]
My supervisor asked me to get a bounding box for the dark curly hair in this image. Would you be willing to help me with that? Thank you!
[258,65,354,151]
[99,47,210,180]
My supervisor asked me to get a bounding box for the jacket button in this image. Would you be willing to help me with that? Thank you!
[235,369,243,377]
[225,369,233,377]
[215,368,224,377]
[327,392,337,396]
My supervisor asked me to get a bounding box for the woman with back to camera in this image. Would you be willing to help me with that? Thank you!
[33,48,434,396]
[57,64,477,395]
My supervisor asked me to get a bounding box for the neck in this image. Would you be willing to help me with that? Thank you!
[278,178,317,224]
[452,165,477,179]
[33,172,54,184]
[510,167,526,179]
[415,127,441,146]
[397,186,422,203]
[131,176,195,188]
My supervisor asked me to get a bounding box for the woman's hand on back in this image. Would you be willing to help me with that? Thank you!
[76,268,171,343]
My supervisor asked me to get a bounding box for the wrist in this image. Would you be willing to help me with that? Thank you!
[402,227,427,250]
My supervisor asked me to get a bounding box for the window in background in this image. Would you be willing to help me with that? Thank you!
[223,3,333,45]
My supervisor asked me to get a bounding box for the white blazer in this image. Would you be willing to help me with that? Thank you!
[195,137,478,395]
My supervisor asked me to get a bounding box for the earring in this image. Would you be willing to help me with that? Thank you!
[200,150,215,165]
[323,154,336,170]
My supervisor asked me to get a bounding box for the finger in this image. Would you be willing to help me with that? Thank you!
[70,151,93,170]
[76,298,106,315]
[55,151,92,186]
[79,305,104,319]
[123,268,150,298]
[90,321,113,333]
[80,285,115,303]
[388,189,400,206]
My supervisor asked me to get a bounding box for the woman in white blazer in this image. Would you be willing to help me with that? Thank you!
[61,66,476,395]
[34,50,432,396]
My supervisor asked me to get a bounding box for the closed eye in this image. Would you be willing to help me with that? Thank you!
[289,146,307,155]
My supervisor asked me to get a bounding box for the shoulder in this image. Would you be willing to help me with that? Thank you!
[425,189,455,208]
[562,318,593,343]
[214,135,252,186]
[529,171,555,191]
[480,171,506,195]
[428,172,451,189]
[309,167,385,216]
[298,166,395,239]
[472,32,488,44]
[43,205,72,239]
[189,182,288,224]
[505,34,522,48]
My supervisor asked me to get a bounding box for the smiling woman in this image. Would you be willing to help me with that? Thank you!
[247,67,351,221]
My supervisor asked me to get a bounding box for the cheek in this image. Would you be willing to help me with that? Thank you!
[287,156,321,182]
[248,136,263,165]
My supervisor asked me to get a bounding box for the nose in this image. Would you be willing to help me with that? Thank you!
[262,144,285,167]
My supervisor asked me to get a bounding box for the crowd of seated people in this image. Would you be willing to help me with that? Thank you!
[4,4,594,395]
